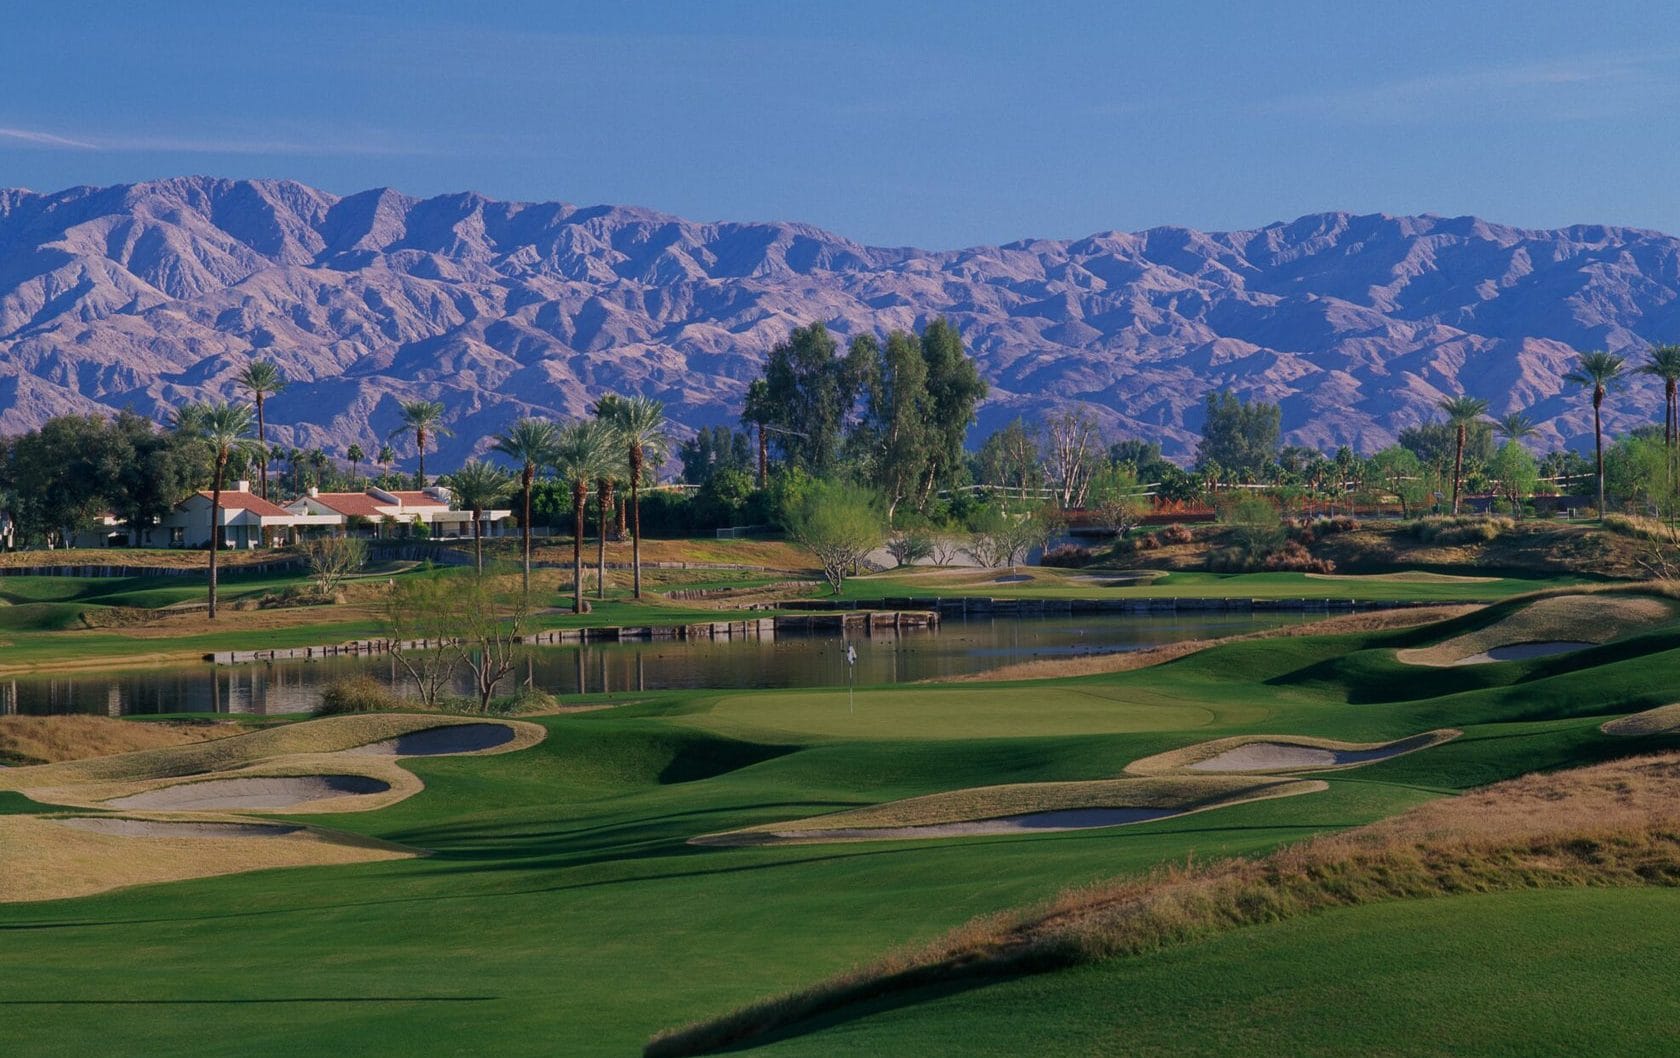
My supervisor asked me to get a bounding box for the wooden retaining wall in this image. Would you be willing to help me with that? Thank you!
[0,559,304,579]
[777,596,1454,614]
[206,610,939,665]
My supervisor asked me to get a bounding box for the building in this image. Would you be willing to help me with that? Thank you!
[140,482,341,549]
[284,485,511,540]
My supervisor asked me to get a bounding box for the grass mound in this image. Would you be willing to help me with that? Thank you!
[1396,592,1678,667]
[0,813,413,902]
[1603,703,1680,737]
[692,775,1323,846]
[0,715,238,766]
[1124,730,1459,776]
[648,753,1680,1057]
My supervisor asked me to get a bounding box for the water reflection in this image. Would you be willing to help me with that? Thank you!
[2,613,1308,716]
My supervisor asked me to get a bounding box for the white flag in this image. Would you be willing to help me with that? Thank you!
[846,644,857,666]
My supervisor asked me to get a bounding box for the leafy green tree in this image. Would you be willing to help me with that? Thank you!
[1368,445,1427,517]
[1564,350,1627,520]
[1088,462,1150,536]
[977,419,1042,499]
[1196,392,1280,476]
[237,360,286,500]
[174,401,262,620]
[598,396,669,599]
[678,425,753,485]
[852,330,929,522]
[757,322,869,475]
[1605,434,1679,520]
[388,399,452,488]
[550,421,614,614]
[491,418,560,592]
[912,318,987,505]
[784,480,884,593]
[1488,441,1539,517]
[448,460,516,573]
[112,411,206,534]
[1436,396,1490,515]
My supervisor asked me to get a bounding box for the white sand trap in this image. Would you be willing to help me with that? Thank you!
[347,723,516,757]
[1602,703,1680,737]
[1305,571,1500,584]
[1453,641,1594,665]
[53,817,303,839]
[1188,736,1441,772]
[103,774,390,811]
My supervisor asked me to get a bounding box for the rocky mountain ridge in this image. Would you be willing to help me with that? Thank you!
[2,176,1677,468]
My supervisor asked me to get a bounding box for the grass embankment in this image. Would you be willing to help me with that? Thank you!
[0,714,242,765]
[3,589,1680,1056]
[649,752,1680,1056]
[836,566,1572,603]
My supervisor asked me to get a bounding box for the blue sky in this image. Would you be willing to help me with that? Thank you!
[3,1,1677,248]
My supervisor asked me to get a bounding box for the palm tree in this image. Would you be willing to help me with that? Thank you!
[1565,351,1627,520]
[1437,396,1490,515]
[377,443,395,480]
[1640,345,1680,447]
[174,401,261,620]
[600,396,669,599]
[595,472,615,599]
[387,400,452,489]
[237,361,286,500]
[308,447,329,488]
[550,421,614,614]
[346,443,366,484]
[742,378,773,488]
[491,418,559,593]
[448,460,516,573]
[1493,412,1538,444]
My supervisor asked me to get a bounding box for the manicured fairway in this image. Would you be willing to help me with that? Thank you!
[3,592,1678,1057]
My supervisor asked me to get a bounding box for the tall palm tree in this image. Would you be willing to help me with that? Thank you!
[595,471,615,599]
[600,396,669,599]
[1565,350,1627,520]
[1640,345,1680,447]
[387,400,452,489]
[742,378,773,488]
[1493,412,1538,444]
[448,460,516,573]
[1437,395,1490,515]
[237,361,286,500]
[307,447,329,488]
[175,401,261,620]
[377,443,395,479]
[550,422,614,614]
[491,418,560,593]
[346,443,365,484]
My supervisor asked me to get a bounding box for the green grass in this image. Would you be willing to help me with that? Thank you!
[745,888,1680,1057]
[3,594,1680,1056]
[835,568,1577,603]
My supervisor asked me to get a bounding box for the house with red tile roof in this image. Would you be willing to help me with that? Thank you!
[136,481,343,549]
[284,485,511,540]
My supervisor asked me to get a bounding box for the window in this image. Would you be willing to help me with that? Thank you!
[170,527,184,546]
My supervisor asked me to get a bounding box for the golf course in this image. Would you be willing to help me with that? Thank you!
[5,573,1680,1057]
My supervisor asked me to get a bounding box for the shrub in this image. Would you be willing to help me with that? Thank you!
[1406,515,1513,545]
[1157,525,1195,545]
[315,675,409,715]
[1040,544,1094,568]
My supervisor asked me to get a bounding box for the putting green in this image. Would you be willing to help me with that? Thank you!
[684,684,1269,741]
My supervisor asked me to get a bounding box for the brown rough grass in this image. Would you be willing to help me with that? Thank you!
[0,549,283,570]
[1602,703,1680,737]
[1122,729,1460,776]
[942,605,1478,683]
[1396,592,1678,666]
[693,776,1322,846]
[648,753,1680,1057]
[0,813,414,902]
[0,715,239,765]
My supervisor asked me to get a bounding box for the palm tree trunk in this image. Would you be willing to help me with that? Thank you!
[630,447,644,599]
[416,428,427,489]
[521,463,534,595]
[572,480,587,615]
[757,423,767,487]
[473,507,484,573]
[208,457,224,620]
[1451,426,1465,515]
[255,395,268,500]
[1594,392,1606,520]
[595,480,608,599]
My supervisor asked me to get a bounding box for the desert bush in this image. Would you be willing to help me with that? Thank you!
[1603,512,1680,544]
[1040,544,1094,568]
[1405,515,1513,545]
[315,675,409,715]
[1157,524,1195,545]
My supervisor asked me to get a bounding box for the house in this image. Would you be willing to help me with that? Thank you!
[285,486,511,540]
[138,482,342,549]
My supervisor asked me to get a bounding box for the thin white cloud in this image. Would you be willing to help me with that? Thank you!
[0,126,97,149]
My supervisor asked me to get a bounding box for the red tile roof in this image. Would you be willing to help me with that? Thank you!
[385,491,449,507]
[196,491,293,518]
[308,492,392,518]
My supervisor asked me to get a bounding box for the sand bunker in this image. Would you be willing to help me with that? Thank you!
[1127,730,1458,776]
[103,774,390,811]
[1397,593,1676,667]
[347,723,516,757]
[53,817,303,839]
[1602,703,1680,737]
[694,775,1324,846]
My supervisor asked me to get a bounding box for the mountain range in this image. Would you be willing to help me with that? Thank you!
[2,176,1678,469]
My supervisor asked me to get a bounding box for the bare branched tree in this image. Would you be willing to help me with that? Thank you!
[1044,407,1102,509]
[300,535,367,596]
